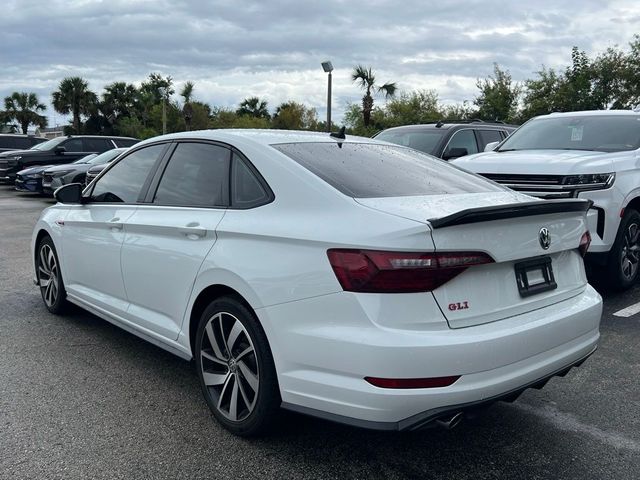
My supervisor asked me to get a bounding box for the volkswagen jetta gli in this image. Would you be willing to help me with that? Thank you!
[32,130,602,436]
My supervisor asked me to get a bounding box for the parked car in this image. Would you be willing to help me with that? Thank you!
[0,133,47,153]
[42,148,127,195]
[15,164,55,193]
[453,110,640,290]
[0,135,138,183]
[374,120,517,159]
[33,130,601,436]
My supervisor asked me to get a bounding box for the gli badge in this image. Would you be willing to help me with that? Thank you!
[539,227,551,250]
[448,301,469,311]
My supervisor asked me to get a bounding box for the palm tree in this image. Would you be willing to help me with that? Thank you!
[236,97,270,119]
[180,81,195,131]
[3,92,47,134]
[101,82,139,121]
[351,65,397,127]
[51,77,98,134]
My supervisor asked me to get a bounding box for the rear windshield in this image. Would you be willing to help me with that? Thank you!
[375,129,444,155]
[499,115,640,153]
[272,142,503,198]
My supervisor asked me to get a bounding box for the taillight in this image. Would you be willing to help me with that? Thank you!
[579,231,591,257]
[327,249,494,293]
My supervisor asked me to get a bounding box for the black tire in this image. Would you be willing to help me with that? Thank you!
[606,208,640,291]
[195,296,280,436]
[36,236,68,314]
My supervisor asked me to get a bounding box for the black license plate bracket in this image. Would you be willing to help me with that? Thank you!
[515,256,557,298]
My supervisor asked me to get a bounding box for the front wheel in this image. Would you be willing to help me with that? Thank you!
[195,296,280,436]
[606,209,640,291]
[36,236,68,313]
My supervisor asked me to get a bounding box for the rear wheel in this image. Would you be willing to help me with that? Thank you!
[607,209,640,291]
[195,296,280,436]
[36,236,68,314]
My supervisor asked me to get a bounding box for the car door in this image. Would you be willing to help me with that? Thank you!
[119,141,230,339]
[61,143,168,315]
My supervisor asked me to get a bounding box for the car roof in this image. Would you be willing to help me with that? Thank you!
[137,129,380,148]
[543,110,640,118]
[378,122,517,133]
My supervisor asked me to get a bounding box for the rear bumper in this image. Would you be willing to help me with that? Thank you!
[259,285,602,427]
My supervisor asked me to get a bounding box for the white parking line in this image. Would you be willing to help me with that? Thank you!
[613,301,640,318]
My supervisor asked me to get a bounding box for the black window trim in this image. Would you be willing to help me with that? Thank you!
[229,149,275,210]
[145,139,232,209]
[83,140,173,205]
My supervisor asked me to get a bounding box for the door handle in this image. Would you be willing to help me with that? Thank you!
[178,224,206,239]
[109,217,123,230]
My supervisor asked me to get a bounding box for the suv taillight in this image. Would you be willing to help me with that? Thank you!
[579,231,591,257]
[327,249,494,293]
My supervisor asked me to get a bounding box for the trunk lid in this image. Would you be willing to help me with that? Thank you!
[356,193,591,328]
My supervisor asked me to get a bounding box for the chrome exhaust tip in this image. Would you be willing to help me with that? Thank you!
[435,411,464,430]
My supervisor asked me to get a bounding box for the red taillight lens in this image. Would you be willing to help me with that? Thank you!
[327,249,494,293]
[579,231,591,257]
[365,376,461,389]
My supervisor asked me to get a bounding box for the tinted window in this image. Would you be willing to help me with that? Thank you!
[478,129,503,149]
[83,138,113,152]
[15,137,33,149]
[90,144,165,203]
[0,137,16,149]
[375,130,445,155]
[273,142,502,198]
[444,130,478,157]
[113,138,139,147]
[499,115,640,152]
[153,143,229,207]
[62,138,83,151]
[231,153,270,207]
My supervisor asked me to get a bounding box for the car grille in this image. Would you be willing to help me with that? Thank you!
[481,173,576,199]
[0,159,8,168]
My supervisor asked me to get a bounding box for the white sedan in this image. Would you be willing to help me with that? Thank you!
[32,129,602,436]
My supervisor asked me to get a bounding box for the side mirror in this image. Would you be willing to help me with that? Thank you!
[54,183,84,204]
[484,141,500,152]
[442,147,468,160]
[54,146,66,155]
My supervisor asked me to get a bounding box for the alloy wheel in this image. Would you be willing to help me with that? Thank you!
[200,312,260,422]
[620,221,640,281]
[38,244,59,308]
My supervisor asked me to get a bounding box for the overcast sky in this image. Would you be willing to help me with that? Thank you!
[1,0,639,126]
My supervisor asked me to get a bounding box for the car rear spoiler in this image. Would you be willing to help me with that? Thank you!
[428,199,593,229]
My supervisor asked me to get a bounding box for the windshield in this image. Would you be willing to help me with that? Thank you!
[498,115,640,153]
[374,129,445,155]
[73,154,97,164]
[30,137,67,151]
[86,148,126,165]
[273,142,503,198]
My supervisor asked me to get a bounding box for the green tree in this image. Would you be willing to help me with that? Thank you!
[236,97,270,119]
[51,77,98,133]
[385,90,441,126]
[520,67,564,120]
[101,82,139,120]
[3,92,47,134]
[180,81,196,131]
[272,101,318,130]
[351,65,397,127]
[474,64,521,123]
[140,72,174,103]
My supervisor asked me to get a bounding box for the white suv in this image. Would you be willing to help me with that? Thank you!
[454,110,640,290]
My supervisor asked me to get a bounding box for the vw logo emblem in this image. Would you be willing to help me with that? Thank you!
[539,227,551,250]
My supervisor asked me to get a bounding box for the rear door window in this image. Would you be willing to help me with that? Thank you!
[113,138,139,147]
[83,138,113,152]
[153,142,230,207]
[231,153,271,208]
[273,142,502,198]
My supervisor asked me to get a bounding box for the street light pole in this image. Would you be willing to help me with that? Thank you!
[321,61,334,132]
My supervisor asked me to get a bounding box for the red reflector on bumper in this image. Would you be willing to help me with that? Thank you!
[365,376,461,389]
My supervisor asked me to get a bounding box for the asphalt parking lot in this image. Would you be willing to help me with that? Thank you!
[1,185,639,480]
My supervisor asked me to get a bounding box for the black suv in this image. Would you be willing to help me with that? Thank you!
[0,135,138,182]
[374,120,517,160]
[0,134,48,153]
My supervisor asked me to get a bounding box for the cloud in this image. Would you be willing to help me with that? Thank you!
[1,0,638,126]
